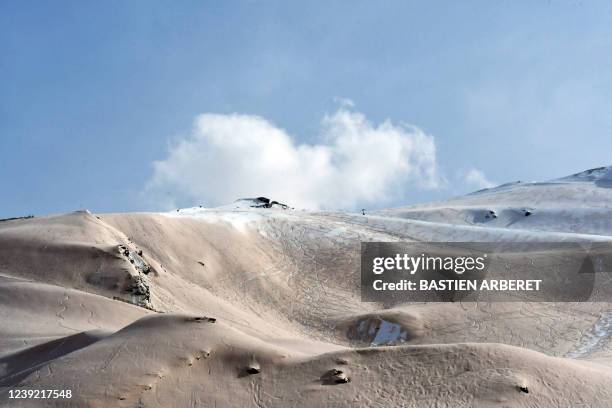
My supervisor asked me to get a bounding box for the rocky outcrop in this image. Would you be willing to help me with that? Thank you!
[125,274,152,309]
[117,244,154,309]
[241,197,291,209]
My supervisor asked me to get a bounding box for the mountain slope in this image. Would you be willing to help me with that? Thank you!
[1,167,612,407]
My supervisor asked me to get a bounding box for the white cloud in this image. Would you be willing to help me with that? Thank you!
[333,97,355,109]
[463,168,496,190]
[146,105,441,210]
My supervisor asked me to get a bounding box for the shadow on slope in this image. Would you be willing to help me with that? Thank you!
[0,330,108,388]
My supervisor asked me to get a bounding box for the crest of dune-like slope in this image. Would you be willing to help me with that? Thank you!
[1,167,612,407]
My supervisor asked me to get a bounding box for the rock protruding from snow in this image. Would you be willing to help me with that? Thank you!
[235,197,291,209]
[125,274,151,309]
[117,244,154,309]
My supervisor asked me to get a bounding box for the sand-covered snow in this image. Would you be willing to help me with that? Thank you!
[1,167,612,407]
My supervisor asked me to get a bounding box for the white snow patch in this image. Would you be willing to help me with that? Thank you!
[352,317,409,346]
[566,311,612,358]
[166,207,265,234]
[371,319,409,346]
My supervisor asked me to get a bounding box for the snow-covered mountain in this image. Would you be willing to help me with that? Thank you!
[376,166,612,236]
[2,166,612,407]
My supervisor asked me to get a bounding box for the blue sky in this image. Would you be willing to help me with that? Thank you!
[1,1,612,216]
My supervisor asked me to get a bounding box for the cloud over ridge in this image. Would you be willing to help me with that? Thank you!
[147,105,441,210]
[463,168,496,190]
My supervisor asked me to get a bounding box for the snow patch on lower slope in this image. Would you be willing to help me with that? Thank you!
[371,319,409,346]
[566,311,612,358]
